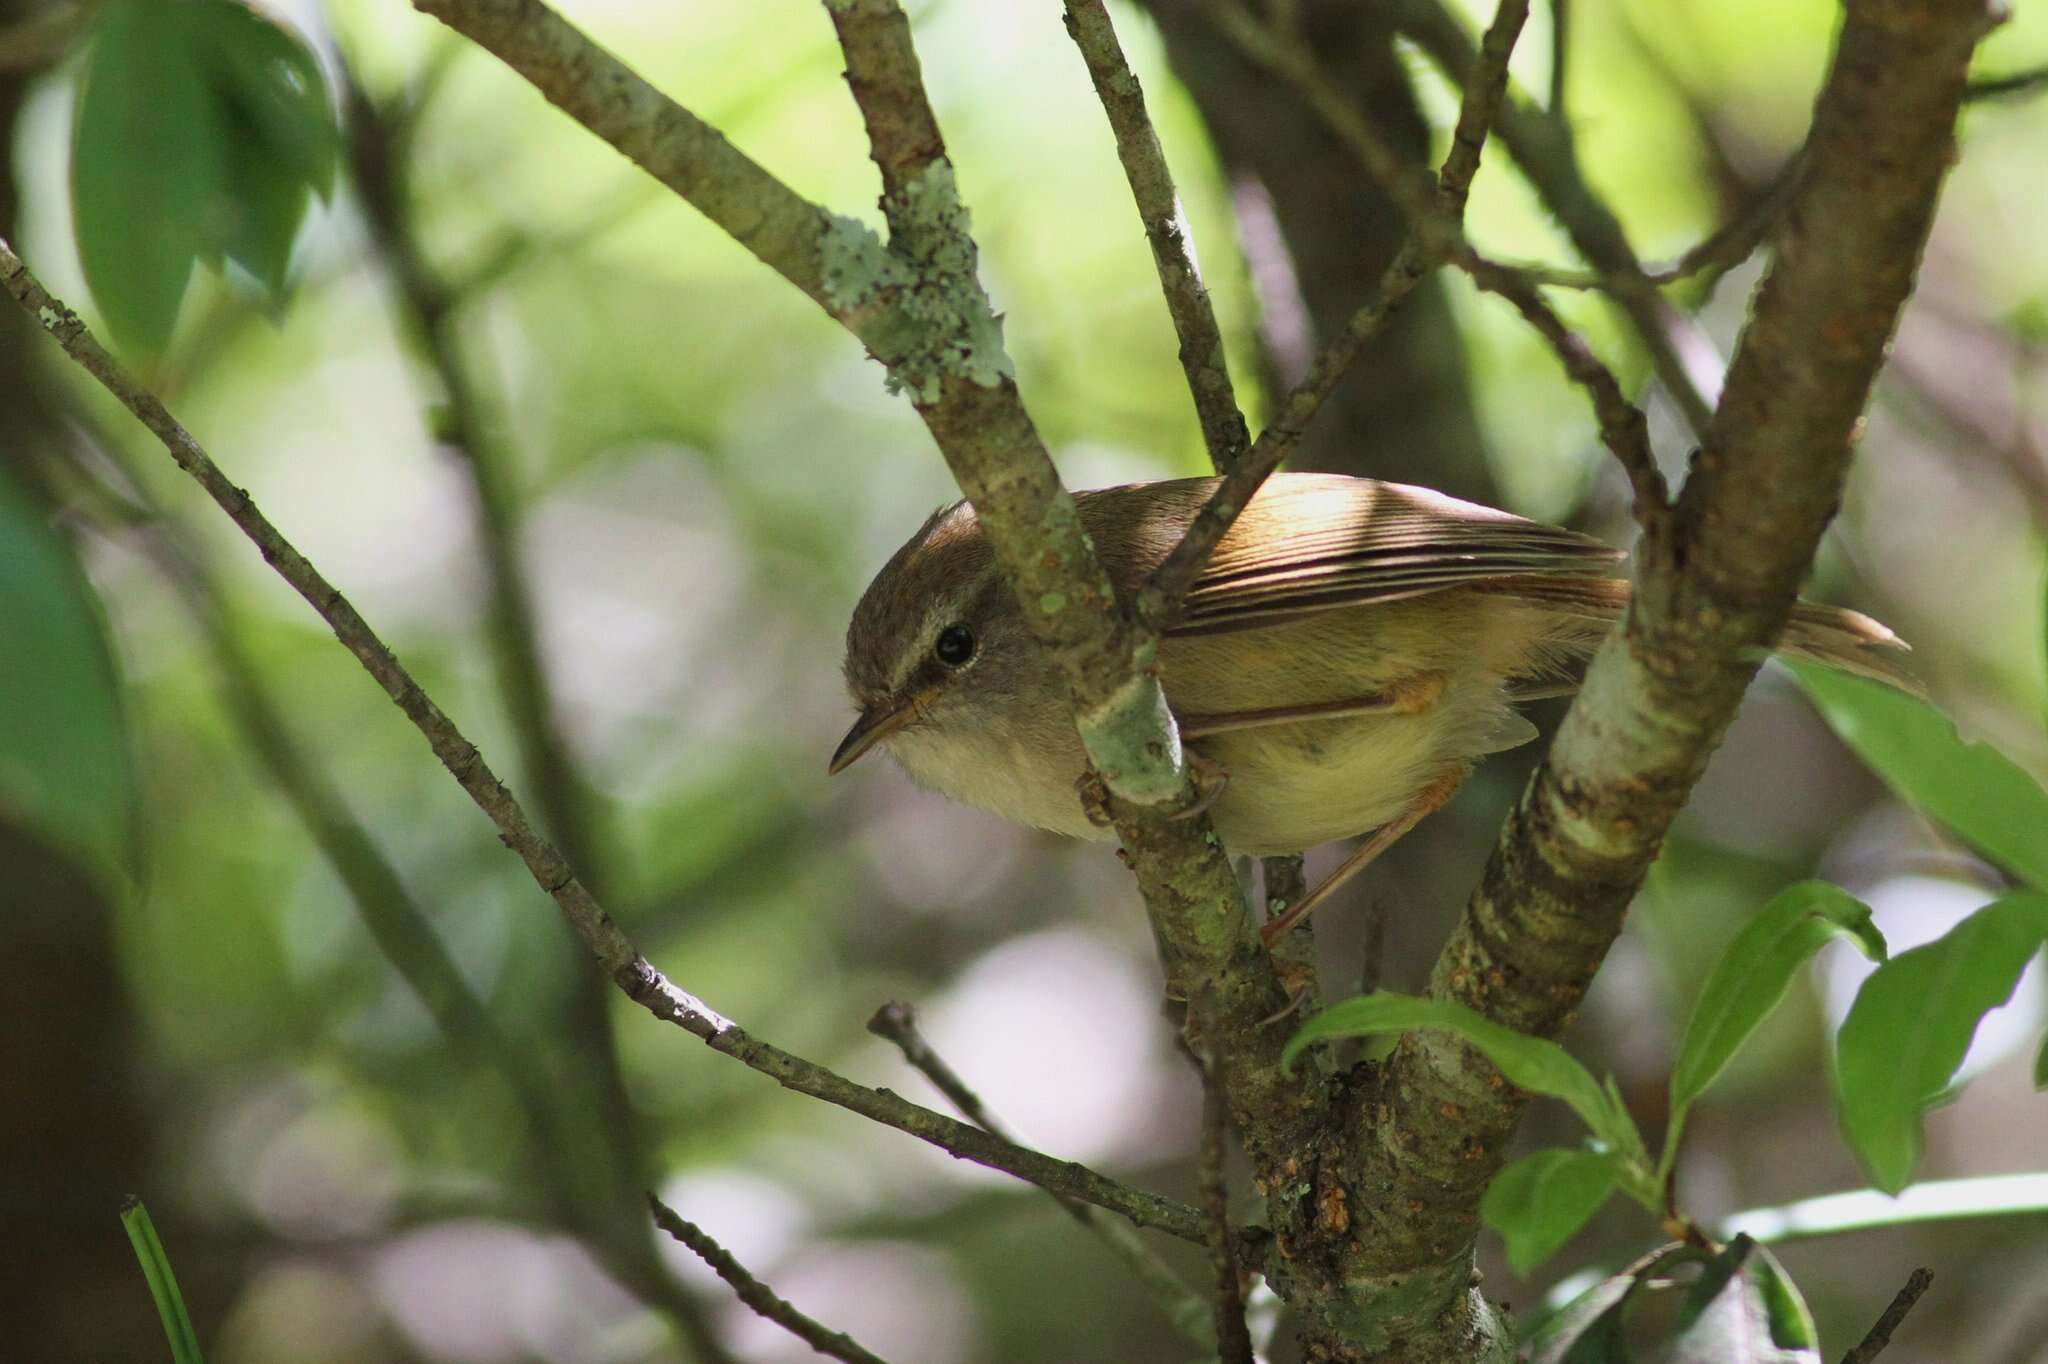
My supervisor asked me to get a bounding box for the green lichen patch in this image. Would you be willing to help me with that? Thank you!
[815,161,1017,403]
[819,212,908,314]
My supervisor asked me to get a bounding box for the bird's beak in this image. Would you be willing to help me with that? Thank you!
[828,699,915,775]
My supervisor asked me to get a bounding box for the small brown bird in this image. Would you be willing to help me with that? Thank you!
[831,474,1914,939]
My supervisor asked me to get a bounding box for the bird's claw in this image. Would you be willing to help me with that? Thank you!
[1168,751,1229,821]
[1076,771,1116,828]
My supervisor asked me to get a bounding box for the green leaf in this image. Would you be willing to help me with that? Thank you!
[120,1198,207,1364]
[1666,883,1884,1149]
[71,0,223,356]
[1524,1244,1705,1363]
[1791,661,2048,892]
[1285,994,1640,1157]
[1481,1147,1619,1276]
[192,0,337,294]
[71,0,336,341]
[1665,1236,1819,1363]
[194,0,337,196]
[2035,1031,2048,1092]
[1833,894,2048,1193]
[1525,1275,1632,1364]
[0,464,133,882]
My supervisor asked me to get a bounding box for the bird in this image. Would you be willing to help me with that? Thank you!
[831,473,1915,940]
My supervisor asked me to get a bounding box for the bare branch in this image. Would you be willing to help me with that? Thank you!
[347,70,660,1271]
[1463,256,1672,533]
[815,0,1333,1310]
[1507,148,1808,296]
[1966,64,2048,100]
[1341,0,1997,1348]
[1200,1060,1255,1364]
[1141,0,1533,630]
[51,430,741,1363]
[1390,0,1720,438]
[0,240,1212,1248]
[1547,0,1568,115]
[1259,855,1319,1016]
[1840,1268,1934,1364]
[648,1195,893,1364]
[867,1003,1217,1351]
[1061,0,1249,473]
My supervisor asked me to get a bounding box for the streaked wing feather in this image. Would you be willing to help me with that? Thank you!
[1166,475,1625,635]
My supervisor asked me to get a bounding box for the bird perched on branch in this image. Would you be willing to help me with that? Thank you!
[831,474,1915,940]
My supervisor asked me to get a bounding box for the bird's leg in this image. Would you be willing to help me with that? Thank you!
[1258,765,1469,947]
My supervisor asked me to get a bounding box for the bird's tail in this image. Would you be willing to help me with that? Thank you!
[1486,576,1925,698]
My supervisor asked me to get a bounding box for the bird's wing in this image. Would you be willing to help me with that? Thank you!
[1162,474,1626,636]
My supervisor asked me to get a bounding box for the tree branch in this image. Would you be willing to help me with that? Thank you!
[1840,1268,1934,1364]
[1061,0,1248,473]
[1463,256,1672,533]
[0,239,1211,1249]
[648,1195,893,1364]
[1390,0,1721,437]
[1338,0,1997,1351]
[347,68,660,1283]
[50,431,740,1364]
[1139,0,1532,631]
[866,1003,1217,1351]
[408,0,1191,807]
[1199,1059,1255,1364]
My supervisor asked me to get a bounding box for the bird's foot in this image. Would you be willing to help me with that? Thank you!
[1076,770,1116,829]
[1168,751,1229,821]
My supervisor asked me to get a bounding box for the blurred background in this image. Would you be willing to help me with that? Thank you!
[3,0,2047,1359]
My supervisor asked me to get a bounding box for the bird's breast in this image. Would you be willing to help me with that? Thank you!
[883,721,1109,842]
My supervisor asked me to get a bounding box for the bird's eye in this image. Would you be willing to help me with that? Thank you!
[933,624,976,667]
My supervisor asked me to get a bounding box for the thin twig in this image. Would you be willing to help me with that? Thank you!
[48,431,742,1363]
[648,1195,893,1364]
[0,239,1213,1248]
[866,1003,1218,1350]
[1259,855,1319,1018]
[1389,0,1719,439]
[1547,0,1568,116]
[348,65,659,1270]
[1140,0,1533,630]
[1200,0,1677,542]
[1464,256,1671,534]
[1062,0,1248,473]
[1202,1,1450,248]
[1966,65,2048,101]
[1508,149,1808,296]
[1839,1268,1933,1364]
[866,1003,1006,1136]
[1200,1058,1255,1364]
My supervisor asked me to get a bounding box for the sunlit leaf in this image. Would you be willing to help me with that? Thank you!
[1667,882,1884,1144]
[71,0,222,356]
[1791,662,2048,891]
[1481,1147,1618,1276]
[1665,1236,1819,1363]
[1833,894,2048,1193]
[1285,994,1639,1157]
[0,464,133,883]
